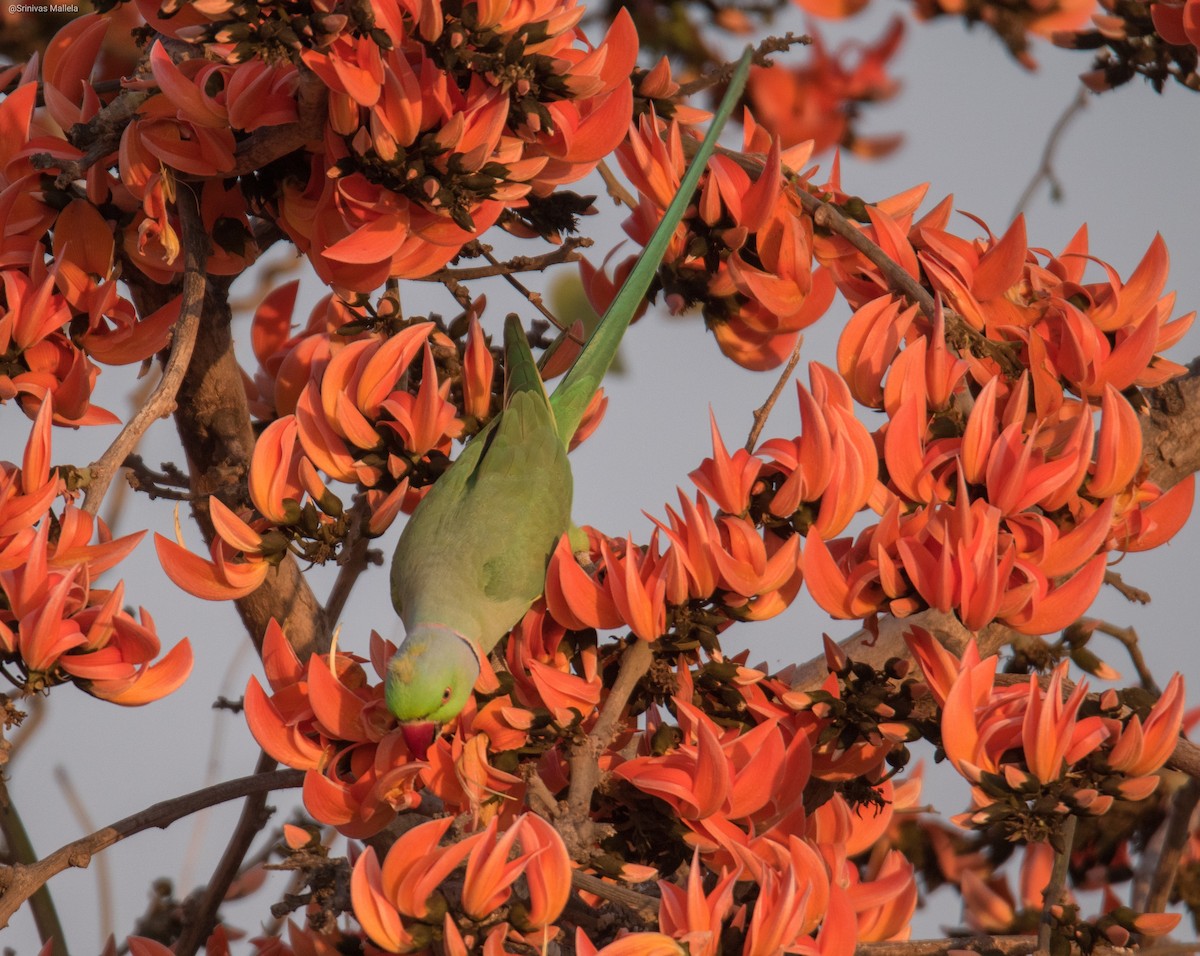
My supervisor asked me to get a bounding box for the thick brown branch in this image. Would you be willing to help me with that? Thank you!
[563,639,654,850]
[165,273,329,659]
[1143,356,1200,490]
[230,71,328,176]
[83,184,206,516]
[0,770,303,929]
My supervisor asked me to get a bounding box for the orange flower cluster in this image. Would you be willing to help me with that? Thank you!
[745,19,904,158]
[352,813,571,953]
[156,289,492,599]
[0,402,192,705]
[908,628,1185,833]
[804,211,1194,635]
[541,363,877,641]
[117,0,636,291]
[0,67,194,426]
[609,113,831,370]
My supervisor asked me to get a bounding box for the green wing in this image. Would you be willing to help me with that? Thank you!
[548,46,756,446]
[390,316,573,650]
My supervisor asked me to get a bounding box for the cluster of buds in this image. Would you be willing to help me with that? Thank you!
[1054,0,1200,91]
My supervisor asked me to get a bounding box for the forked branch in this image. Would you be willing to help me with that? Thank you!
[0,769,303,929]
[82,183,207,517]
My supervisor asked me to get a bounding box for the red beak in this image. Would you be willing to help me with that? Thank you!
[400,721,438,760]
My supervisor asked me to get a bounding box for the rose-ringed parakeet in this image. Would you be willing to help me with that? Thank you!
[385,48,755,758]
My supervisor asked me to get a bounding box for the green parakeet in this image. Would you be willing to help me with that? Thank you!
[385,48,755,758]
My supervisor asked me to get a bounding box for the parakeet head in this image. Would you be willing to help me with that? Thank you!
[384,625,480,758]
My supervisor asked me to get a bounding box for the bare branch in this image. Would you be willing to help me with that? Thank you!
[1104,570,1152,605]
[570,870,658,920]
[0,778,66,955]
[53,767,112,943]
[1037,814,1076,956]
[597,160,637,209]
[1086,619,1161,694]
[676,33,810,96]
[745,334,804,452]
[418,238,591,282]
[82,183,206,517]
[1141,776,1200,916]
[1011,86,1090,222]
[0,769,303,930]
[174,752,279,956]
[563,639,654,850]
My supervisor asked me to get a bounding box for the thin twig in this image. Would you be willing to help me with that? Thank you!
[480,247,574,337]
[857,938,1143,956]
[676,33,809,96]
[1141,776,1200,917]
[745,335,804,452]
[597,159,637,209]
[174,752,280,956]
[1011,86,1090,222]
[1036,815,1078,956]
[0,769,304,929]
[53,767,112,943]
[1103,570,1152,605]
[420,239,591,282]
[1088,619,1160,694]
[0,778,66,956]
[798,188,1024,377]
[82,183,207,516]
[324,507,376,628]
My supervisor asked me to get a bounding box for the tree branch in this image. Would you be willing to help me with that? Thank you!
[0,778,66,956]
[0,769,303,930]
[418,239,591,282]
[161,266,330,660]
[1011,86,1090,222]
[1142,356,1200,490]
[1141,776,1200,917]
[229,70,328,176]
[82,183,206,516]
[745,334,804,452]
[1037,815,1076,956]
[563,639,654,849]
[173,751,279,956]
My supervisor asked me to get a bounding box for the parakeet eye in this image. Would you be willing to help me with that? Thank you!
[442,687,452,702]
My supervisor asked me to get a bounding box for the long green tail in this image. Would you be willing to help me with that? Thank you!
[549,46,756,446]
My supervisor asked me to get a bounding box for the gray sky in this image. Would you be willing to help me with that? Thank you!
[4,4,1199,950]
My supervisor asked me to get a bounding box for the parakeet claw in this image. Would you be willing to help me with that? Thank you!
[401,720,438,760]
